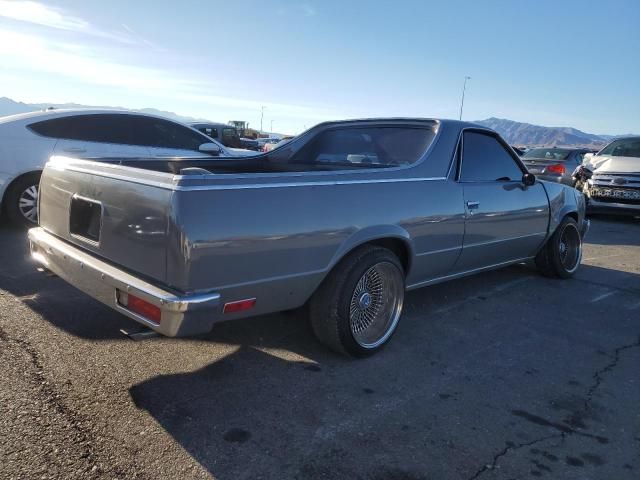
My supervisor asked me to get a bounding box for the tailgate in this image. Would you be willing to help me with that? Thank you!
[38,159,174,285]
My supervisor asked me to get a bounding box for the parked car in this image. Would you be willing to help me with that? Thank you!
[239,138,261,151]
[29,118,588,357]
[0,109,255,226]
[573,136,640,215]
[189,122,244,149]
[258,137,280,151]
[522,147,593,186]
[263,136,295,152]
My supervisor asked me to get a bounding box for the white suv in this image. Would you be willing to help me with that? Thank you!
[0,109,254,226]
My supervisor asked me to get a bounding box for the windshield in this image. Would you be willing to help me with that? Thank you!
[598,138,640,158]
[523,148,571,160]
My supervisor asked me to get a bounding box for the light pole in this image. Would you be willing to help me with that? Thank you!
[270,120,274,133]
[459,76,471,120]
[260,106,266,133]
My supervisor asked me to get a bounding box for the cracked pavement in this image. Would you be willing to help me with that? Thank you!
[1,216,639,479]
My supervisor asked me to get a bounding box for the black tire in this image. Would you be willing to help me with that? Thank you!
[535,217,582,279]
[309,245,405,357]
[4,172,41,227]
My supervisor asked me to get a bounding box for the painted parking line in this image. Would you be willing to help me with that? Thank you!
[583,253,628,262]
[590,291,617,303]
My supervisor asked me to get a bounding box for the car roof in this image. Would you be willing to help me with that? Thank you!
[0,108,186,126]
[189,122,233,128]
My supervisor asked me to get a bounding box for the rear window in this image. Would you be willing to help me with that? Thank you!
[523,148,571,160]
[290,126,436,168]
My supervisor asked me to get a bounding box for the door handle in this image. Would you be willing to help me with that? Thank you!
[466,201,480,214]
[63,147,86,153]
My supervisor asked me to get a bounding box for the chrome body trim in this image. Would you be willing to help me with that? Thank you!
[406,256,533,290]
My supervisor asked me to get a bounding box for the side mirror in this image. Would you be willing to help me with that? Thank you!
[522,172,536,186]
[199,142,222,155]
[582,152,594,163]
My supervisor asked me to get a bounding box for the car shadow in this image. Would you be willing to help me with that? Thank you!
[128,261,640,479]
[4,222,640,477]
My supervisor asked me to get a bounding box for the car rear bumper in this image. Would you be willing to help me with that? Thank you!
[28,227,221,337]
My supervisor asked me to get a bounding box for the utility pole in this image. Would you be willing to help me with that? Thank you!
[459,76,471,120]
[270,119,274,133]
[260,106,266,133]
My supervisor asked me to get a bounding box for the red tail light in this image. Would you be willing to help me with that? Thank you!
[223,298,256,313]
[545,164,566,175]
[117,291,161,324]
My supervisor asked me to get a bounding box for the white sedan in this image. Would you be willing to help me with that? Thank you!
[0,109,256,226]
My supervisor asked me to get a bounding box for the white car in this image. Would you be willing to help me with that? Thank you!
[0,109,256,226]
[574,136,640,216]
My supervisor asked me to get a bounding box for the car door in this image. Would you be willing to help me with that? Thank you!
[132,116,217,158]
[52,114,149,158]
[454,130,549,271]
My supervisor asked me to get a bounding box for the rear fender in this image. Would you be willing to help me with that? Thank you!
[540,181,583,238]
[327,225,414,274]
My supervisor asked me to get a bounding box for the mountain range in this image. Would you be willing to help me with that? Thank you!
[0,97,632,147]
[473,117,627,147]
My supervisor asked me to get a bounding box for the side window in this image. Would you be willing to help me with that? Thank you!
[460,132,524,182]
[29,117,76,138]
[575,153,584,164]
[199,127,218,139]
[131,117,206,150]
[290,127,435,167]
[29,114,133,144]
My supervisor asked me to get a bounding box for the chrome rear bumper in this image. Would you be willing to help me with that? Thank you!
[28,227,220,337]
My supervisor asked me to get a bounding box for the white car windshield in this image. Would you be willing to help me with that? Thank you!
[598,138,640,158]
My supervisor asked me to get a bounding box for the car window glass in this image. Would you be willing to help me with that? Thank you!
[599,138,640,158]
[130,116,206,150]
[289,127,435,168]
[522,148,571,160]
[461,131,523,182]
[30,114,133,144]
[201,127,218,138]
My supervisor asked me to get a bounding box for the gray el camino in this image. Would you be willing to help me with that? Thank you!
[29,119,589,356]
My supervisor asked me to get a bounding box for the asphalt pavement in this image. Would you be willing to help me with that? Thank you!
[0,216,639,480]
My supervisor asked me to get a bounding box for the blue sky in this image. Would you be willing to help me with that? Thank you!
[1,0,638,135]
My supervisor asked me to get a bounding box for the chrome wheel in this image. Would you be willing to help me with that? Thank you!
[18,184,39,223]
[349,261,404,349]
[558,223,581,273]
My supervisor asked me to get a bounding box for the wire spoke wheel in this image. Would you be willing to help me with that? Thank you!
[18,184,39,223]
[348,261,404,349]
[558,223,581,273]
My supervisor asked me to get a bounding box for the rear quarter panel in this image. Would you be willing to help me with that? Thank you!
[168,178,465,313]
[539,180,585,236]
